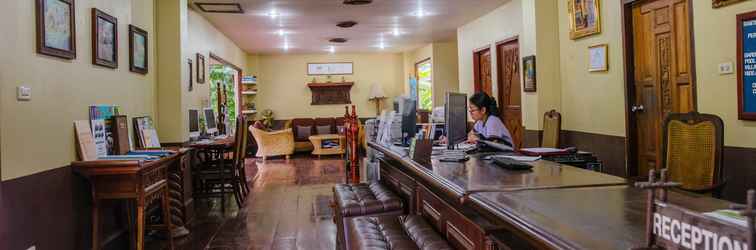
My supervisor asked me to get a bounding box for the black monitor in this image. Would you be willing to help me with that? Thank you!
[204,108,218,135]
[189,109,200,139]
[396,96,417,146]
[445,92,467,149]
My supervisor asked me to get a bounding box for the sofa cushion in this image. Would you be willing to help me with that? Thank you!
[316,125,332,135]
[346,215,453,250]
[296,125,312,141]
[333,182,403,217]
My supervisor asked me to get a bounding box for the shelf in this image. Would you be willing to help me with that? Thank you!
[242,91,258,95]
[243,82,257,85]
[242,110,257,114]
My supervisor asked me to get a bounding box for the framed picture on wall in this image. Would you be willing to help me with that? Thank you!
[588,44,608,72]
[128,25,148,74]
[35,0,77,59]
[197,53,206,83]
[188,59,194,92]
[522,55,537,92]
[92,8,118,68]
[737,10,756,120]
[568,0,601,40]
[714,0,748,8]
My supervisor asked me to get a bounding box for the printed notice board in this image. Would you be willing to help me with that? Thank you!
[737,11,756,120]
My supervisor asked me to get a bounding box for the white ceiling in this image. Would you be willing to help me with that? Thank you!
[189,0,510,54]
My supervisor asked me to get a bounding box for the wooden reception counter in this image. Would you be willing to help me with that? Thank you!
[368,142,734,250]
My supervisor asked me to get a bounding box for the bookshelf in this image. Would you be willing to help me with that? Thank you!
[241,76,258,119]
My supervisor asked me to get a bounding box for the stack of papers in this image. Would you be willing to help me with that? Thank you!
[493,155,542,162]
[703,209,748,227]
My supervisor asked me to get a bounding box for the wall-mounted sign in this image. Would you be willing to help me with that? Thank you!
[737,11,756,120]
[307,62,353,75]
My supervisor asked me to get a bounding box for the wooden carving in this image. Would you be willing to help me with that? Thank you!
[659,35,673,116]
[308,82,354,105]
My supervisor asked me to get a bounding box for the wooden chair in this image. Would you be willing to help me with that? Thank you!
[233,116,250,197]
[194,117,247,208]
[662,112,725,197]
[541,110,561,148]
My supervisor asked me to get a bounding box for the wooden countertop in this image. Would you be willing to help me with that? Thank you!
[369,142,734,249]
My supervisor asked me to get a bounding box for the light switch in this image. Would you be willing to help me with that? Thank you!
[719,62,734,75]
[17,86,31,101]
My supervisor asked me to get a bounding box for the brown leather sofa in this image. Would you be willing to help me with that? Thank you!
[346,215,454,250]
[332,183,404,249]
[288,117,347,152]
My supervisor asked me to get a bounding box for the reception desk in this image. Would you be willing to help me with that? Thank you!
[369,142,733,250]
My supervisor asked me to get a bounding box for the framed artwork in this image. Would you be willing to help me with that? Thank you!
[522,55,537,92]
[568,0,601,40]
[588,44,608,72]
[196,53,206,83]
[188,59,194,92]
[35,0,76,59]
[307,62,354,75]
[92,8,118,68]
[737,10,756,120]
[128,25,148,74]
[714,0,748,8]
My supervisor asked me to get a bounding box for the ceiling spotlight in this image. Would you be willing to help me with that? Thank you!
[268,9,279,19]
[392,27,401,36]
[343,0,373,5]
[329,46,336,53]
[337,21,358,28]
[379,42,386,50]
[283,42,289,51]
[277,29,285,36]
[329,38,348,43]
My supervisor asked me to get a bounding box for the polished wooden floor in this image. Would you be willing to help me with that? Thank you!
[146,155,343,250]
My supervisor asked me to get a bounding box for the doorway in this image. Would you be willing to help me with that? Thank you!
[496,38,523,149]
[624,0,696,177]
[415,58,433,111]
[473,46,493,96]
[209,53,243,135]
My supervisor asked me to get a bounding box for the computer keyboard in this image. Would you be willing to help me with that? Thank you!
[436,149,469,162]
[491,157,534,170]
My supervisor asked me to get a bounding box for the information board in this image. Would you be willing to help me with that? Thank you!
[737,11,756,120]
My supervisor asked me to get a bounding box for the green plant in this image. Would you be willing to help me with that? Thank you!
[209,65,238,126]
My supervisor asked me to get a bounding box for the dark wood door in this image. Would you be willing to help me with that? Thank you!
[631,0,694,176]
[474,48,493,96]
[496,39,523,149]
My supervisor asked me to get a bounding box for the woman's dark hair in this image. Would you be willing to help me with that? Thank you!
[469,92,500,117]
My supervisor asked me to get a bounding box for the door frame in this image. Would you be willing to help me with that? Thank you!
[621,0,698,177]
[473,45,492,93]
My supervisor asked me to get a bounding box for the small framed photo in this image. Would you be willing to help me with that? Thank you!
[128,25,148,74]
[92,8,118,68]
[196,53,206,83]
[522,55,537,92]
[36,0,77,59]
[588,44,608,72]
[188,59,194,92]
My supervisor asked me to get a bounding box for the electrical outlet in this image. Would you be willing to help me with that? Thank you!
[17,86,31,101]
[719,62,734,75]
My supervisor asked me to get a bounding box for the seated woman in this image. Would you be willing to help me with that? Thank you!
[467,92,514,147]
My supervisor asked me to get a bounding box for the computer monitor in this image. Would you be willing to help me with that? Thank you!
[204,108,218,135]
[189,109,200,140]
[445,92,468,149]
[396,96,417,146]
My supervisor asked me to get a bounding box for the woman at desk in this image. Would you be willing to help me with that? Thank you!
[468,92,514,147]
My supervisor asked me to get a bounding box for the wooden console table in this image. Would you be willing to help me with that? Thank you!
[72,153,182,250]
[309,134,345,158]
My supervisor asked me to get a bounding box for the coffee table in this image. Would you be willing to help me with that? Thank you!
[309,134,345,158]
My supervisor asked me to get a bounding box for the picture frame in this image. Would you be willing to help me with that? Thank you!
[196,53,206,83]
[307,62,354,75]
[522,55,537,92]
[713,0,748,8]
[92,8,118,68]
[128,25,148,74]
[588,44,608,72]
[736,10,756,120]
[35,0,76,59]
[188,59,194,92]
[568,0,601,40]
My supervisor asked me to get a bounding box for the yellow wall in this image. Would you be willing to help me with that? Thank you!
[403,44,433,96]
[256,53,404,119]
[0,0,157,180]
[432,42,460,107]
[693,1,756,148]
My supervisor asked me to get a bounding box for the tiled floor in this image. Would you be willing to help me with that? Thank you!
[146,155,342,250]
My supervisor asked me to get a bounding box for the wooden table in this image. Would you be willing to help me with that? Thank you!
[186,137,238,211]
[309,134,345,158]
[369,142,734,250]
[72,152,183,250]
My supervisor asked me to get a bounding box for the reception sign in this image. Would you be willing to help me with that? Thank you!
[737,11,756,120]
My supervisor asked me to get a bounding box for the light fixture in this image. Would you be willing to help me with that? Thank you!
[277,29,285,36]
[268,9,279,19]
[337,21,358,28]
[379,42,386,50]
[343,0,373,5]
[283,37,290,51]
[329,46,336,53]
[392,27,401,36]
[329,38,348,43]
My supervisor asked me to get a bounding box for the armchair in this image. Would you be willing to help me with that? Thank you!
[249,126,295,160]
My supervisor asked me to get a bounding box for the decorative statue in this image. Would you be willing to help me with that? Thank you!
[262,109,275,128]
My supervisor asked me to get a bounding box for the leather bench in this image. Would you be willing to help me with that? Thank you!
[333,182,404,249]
[346,215,454,250]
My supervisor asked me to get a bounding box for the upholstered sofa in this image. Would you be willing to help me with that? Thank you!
[287,117,347,152]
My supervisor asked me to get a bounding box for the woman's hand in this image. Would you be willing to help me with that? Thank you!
[467,133,480,144]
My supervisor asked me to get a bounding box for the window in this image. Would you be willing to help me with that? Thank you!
[416,59,432,110]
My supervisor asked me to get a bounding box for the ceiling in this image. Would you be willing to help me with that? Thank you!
[189,0,510,54]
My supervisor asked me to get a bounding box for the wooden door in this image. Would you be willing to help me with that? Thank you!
[474,47,493,96]
[496,39,523,149]
[630,0,694,176]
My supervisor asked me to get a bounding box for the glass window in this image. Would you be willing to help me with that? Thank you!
[416,60,432,110]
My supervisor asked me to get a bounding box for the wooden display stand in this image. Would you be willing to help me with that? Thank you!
[309,134,345,158]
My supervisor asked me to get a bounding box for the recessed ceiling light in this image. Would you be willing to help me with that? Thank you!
[277,29,286,36]
[329,38,348,43]
[328,46,336,53]
[379,42,386,50]
[392,27,401,36]
[268,9,279,19]
[337,21,358,28]
[194,3,244,14]
[343,0,373,5]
